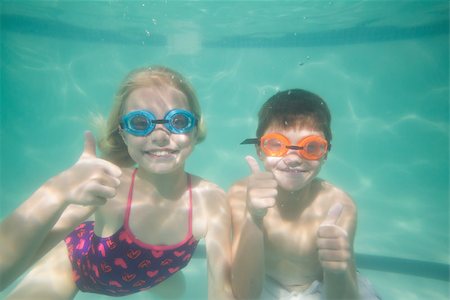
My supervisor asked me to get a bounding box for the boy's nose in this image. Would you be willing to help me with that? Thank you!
[283,150,304,164]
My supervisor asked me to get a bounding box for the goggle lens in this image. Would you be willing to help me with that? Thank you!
[299,136,328,160]
[261,134,290,157]
[170,113,190,130]
[130,115,151,131]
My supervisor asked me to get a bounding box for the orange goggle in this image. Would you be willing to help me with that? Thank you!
[241,133,329,160]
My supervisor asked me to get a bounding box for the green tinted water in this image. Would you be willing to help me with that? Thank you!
[1,1,448,299]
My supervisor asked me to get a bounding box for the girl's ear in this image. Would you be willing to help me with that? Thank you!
[118,127,128,145]
[193,127,200,144]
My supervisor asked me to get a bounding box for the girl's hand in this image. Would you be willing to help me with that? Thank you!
[54,131,122,207]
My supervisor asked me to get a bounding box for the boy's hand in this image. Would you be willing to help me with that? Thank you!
[245,155,278,221]
[317,203,352,273]
[54,131,122,207]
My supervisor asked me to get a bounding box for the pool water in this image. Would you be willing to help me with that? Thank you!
[1,1,449,299]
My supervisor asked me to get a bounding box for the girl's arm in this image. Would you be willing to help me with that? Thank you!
[6,241,78,299]
[0,132,121,290]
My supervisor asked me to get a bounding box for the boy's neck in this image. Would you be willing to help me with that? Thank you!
[275,183,315,219]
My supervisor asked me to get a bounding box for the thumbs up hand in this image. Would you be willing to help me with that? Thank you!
[245,155,278,221]
[317,203,352,273]
[56,131,122,207]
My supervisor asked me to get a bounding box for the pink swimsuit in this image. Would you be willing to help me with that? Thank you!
[65,169,199,296]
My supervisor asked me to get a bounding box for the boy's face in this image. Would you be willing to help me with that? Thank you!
[259,125,326,192]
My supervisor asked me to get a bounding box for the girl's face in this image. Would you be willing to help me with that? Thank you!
[121,85,197,174]
[259,126,326,192]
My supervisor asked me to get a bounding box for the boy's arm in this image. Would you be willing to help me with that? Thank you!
[318,201,359,299]
[228,182,266,300]
[229,155,278,300]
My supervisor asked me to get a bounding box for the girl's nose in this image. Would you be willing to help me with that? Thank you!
[149,125,170,146]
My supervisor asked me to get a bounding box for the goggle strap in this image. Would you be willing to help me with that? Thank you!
[152,119,169,125]
[286,145,303,150]
[240,138,260,145]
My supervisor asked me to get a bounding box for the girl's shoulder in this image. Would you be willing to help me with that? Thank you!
[188,174,227,209]
[189,173,225,194]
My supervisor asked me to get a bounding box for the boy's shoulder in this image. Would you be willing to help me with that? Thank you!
[313,178,355,206]
[227,176,251,193]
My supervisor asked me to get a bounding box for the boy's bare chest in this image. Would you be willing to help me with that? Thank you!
[263,211,322,259]
[263,214,323,284]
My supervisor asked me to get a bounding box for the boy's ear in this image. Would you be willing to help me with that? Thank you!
[255,145,264,160]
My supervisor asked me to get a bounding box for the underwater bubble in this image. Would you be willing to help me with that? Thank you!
[299,56,311,66]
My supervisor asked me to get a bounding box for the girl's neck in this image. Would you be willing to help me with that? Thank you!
[136,166,188,200]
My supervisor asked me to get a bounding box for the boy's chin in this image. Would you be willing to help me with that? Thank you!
[277,181,308,192]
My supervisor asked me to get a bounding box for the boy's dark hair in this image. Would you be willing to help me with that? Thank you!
[256,89,332,144]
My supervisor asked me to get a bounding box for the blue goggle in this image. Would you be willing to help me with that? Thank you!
[120,109,197,136]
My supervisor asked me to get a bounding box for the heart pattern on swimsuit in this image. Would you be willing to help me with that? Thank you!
[65,221,199,296]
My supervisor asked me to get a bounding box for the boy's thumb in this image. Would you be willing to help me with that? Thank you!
[322,202,344,226]
[245,155,261,174]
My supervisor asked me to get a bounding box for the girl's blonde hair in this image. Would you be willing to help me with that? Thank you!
[97,66,206,166]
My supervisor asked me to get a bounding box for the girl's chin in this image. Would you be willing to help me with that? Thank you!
[139,162,181,174]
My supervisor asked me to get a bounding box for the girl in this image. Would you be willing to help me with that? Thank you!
[8,66,233,300]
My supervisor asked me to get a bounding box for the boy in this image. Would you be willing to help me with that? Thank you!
[228,89,378,299]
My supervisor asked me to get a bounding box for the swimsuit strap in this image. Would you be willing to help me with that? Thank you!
[187,173,193,236]
[124,168,138,226]
[124,168,194,250]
